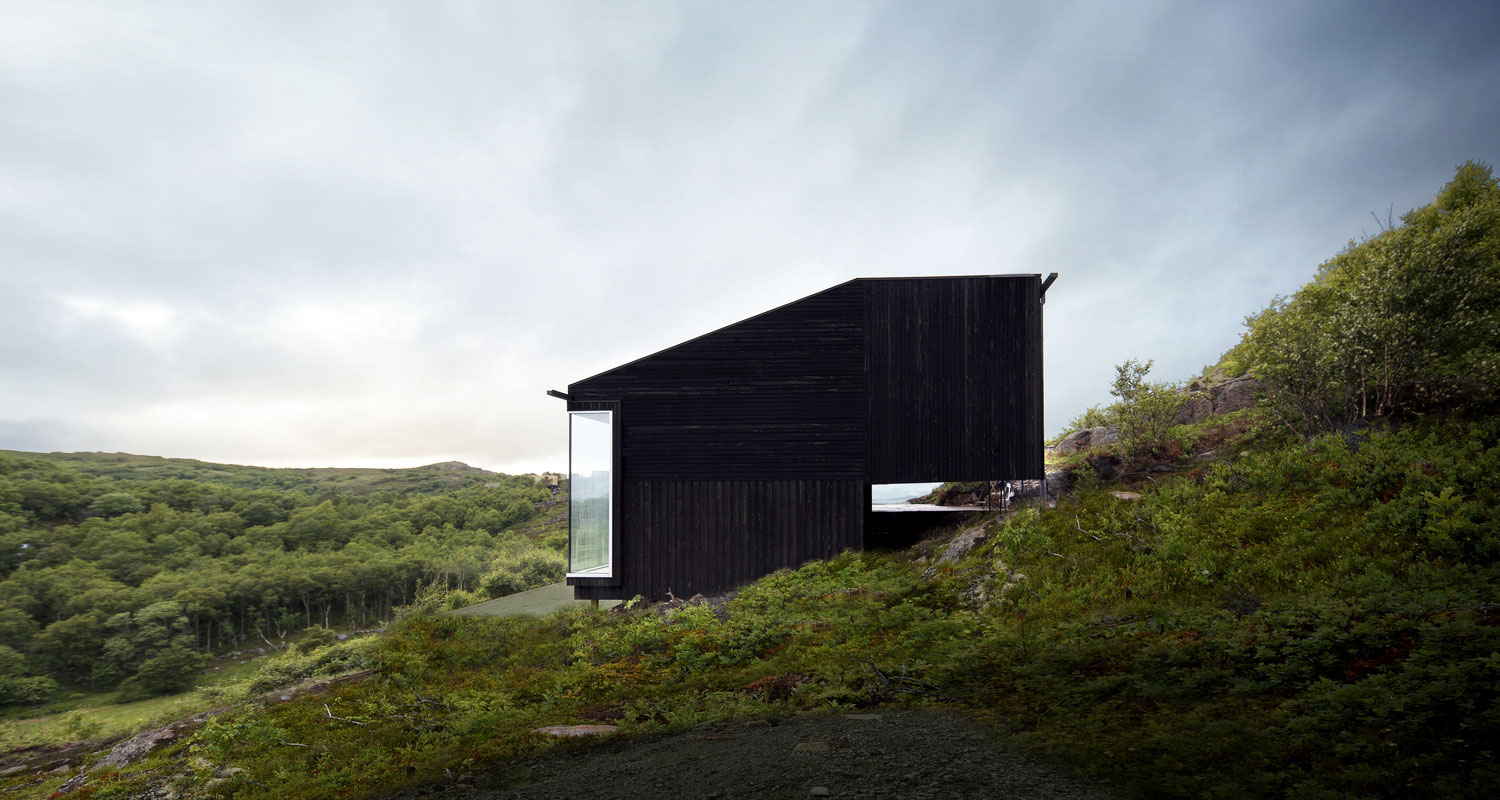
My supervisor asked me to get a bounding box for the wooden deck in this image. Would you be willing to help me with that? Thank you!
[871,503,989,512]
[451,582,620,618]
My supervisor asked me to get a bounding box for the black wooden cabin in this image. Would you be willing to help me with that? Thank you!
[554,274,1053,601]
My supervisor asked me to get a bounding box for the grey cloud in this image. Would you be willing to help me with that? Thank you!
[0,418,108,455]
[2,1,1498,471]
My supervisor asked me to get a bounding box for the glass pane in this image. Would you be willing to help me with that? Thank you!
[569,411,612,574]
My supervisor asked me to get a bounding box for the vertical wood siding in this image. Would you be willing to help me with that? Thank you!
[572,478,864,601]
[864,276,1044,483]
[570,282,866,480]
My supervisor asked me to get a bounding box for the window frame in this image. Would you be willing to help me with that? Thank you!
[565,409,614,578]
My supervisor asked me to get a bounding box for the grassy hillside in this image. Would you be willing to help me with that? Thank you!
[19,412,1493,799]
[0,450,513,496]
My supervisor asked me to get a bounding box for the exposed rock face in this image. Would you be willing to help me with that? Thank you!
[1175,393,1213,425]
[89,727,178,773]
[1176,375,1260,423]
[0,737,117,781]
[1210,376,1259,415]
[1053,426,1120,454]
[1009,471,1073,499]
[939,526,989,563]
[958,556,1026,609]
[923,525,990,578]
[1044,470,1074,495]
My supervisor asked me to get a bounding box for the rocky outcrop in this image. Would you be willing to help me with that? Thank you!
[923,525,991,578]
[1176,375,1260,424]
[1210,375,1259,414]
[1174,393,1214,424]
[641,590,737,621]
[534,725,618,737]
[88,726,180,773]
[959,558,1027,609]
[1053,426,1120,454]
[0,738,117,781]
[1009,471,1074,499]
[937,526,989,565]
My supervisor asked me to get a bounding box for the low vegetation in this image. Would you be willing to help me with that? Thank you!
[2,453,516,496]
[19,411,1494,799]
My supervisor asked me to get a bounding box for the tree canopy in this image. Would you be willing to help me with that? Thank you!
[0,452,566,702]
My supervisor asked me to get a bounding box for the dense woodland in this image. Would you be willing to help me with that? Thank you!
[0,454,567,702]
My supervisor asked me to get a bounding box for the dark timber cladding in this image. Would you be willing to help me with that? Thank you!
[571,480,864,602]
[565,275,1046,601]
[865,276,1044,483]
[572,282,866,480]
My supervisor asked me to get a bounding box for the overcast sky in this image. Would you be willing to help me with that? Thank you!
[2,1,1498,475]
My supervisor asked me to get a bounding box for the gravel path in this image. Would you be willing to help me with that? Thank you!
[424,710,1115,800]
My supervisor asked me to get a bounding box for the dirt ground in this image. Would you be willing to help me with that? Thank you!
[404,709,1115,800]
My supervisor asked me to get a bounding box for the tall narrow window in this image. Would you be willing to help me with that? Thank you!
[567,411,612,576]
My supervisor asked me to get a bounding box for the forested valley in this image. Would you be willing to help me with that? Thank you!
[0,453,567,703]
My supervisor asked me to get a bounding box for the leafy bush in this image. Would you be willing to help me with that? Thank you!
[133,645,209,695]
[1232,161,1500,432]
[0,673,57,705]
[443,589,484,610]
[245,636,376,695]
[91,491,144,518]
[390,583,450,625]
[297,625,338,653]
[1051,360,1185,456]
[480,547,566,598]
[1109,358,1185,456]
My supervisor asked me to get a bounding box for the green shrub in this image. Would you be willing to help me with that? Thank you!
[246,637,375,694]
[388,583,447,626]
[296,625,338,653]
[0,673,57,705]
[443,589,484,610]
[1232,161,1500,432]
[1110,358,1186,457]
[480,547,566,598]
[134,646,210,695]
[91,491,145,518]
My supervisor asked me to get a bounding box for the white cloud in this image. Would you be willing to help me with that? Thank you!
[59,295,177,340]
